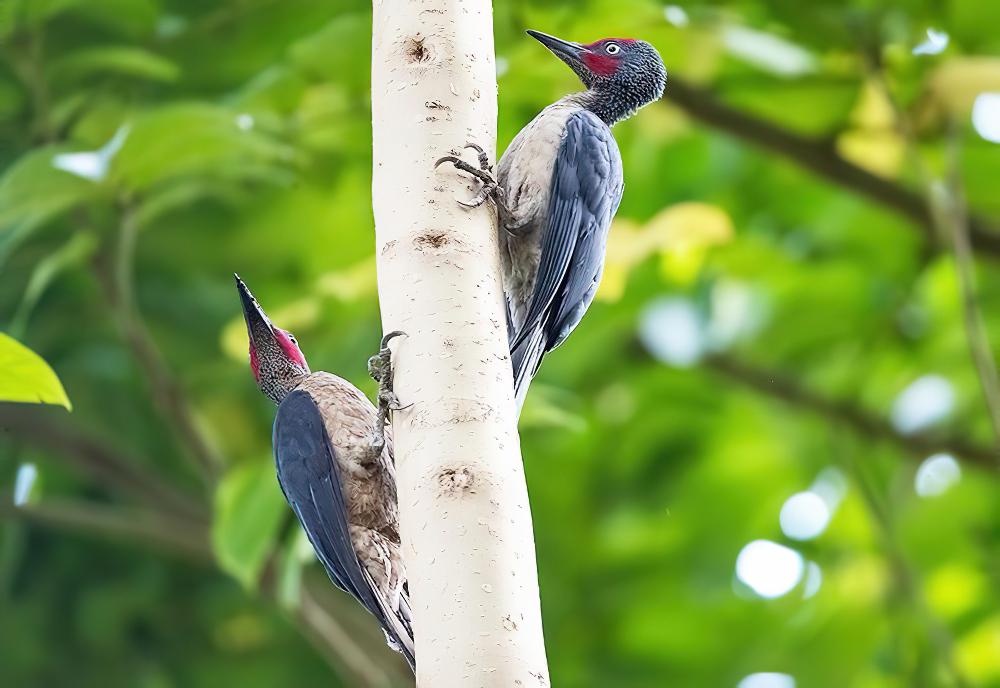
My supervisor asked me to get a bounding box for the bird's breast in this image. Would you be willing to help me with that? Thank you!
[497,100,585,328]
[295,372,399,533]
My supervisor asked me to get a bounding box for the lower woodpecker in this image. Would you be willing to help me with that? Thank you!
[235,274,414,670]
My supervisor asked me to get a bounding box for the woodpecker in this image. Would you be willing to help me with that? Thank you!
[235,275,414,670]
[438,31,666,408]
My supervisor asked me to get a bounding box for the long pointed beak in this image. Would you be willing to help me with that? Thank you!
[234,273,274,345]
[526,29,585,63]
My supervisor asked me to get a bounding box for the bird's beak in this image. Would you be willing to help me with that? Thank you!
[234,273,275,346]
[526,29,585,65]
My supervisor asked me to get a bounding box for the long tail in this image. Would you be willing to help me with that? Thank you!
[511,325,547,411]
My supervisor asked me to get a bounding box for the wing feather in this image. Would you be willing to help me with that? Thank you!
[510,110,623,402]
[273,390,415,670]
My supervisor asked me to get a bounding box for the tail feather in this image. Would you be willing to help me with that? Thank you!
[511,325,547,411]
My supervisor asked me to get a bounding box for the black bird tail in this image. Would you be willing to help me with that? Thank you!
[511,325,547,411]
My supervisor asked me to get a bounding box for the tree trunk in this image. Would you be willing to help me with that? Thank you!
[370,1,551,685]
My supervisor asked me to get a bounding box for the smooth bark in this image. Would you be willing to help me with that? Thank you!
[370,0,551,684]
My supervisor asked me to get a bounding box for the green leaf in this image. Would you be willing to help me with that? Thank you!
[0,145,98,233]
[114,103,295,192]
[0,333,71,409]
[50,46,180,83]
[212,460,286,590]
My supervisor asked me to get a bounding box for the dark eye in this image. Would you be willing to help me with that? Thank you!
[287,335,297,344]
[606,43,621,55]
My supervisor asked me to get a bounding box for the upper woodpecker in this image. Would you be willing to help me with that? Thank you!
[235,275,414,670]
[439,31,666,408]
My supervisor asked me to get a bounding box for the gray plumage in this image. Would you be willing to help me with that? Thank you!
[496,32,666,408]
[500,106,623,406]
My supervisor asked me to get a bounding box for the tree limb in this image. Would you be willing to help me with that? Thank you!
[91,206,223,483]
[0,403,208,523]
[704,354,1000,470]
[0,499,210,561]
[663,76,1000,256]
[371,1,550,683]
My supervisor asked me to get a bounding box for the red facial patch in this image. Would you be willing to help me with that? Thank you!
[582,52,619,76]
[249,344,261,381]
[581,38,636,76]
[274,329,308,369]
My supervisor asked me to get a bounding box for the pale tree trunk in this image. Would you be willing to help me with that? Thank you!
[371,0,551,685]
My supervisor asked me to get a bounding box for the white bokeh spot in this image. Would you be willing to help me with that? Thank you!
[14,463,38,507]
[664,5,689,27]
[738,673,796,688]
[639,298,705,368]
[736,540,804,599]
[972,93,1000,144]
[912,28,949,56]
[915,453,961,497]
[890,375,954,434]
[780,491,831,541]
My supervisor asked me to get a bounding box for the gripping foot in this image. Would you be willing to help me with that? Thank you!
[367,331,408,459]
[435,143,508,211]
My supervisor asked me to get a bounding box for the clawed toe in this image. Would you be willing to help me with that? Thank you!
[435,144,505,210]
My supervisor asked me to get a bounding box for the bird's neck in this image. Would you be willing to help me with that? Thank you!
[574,86,638,127]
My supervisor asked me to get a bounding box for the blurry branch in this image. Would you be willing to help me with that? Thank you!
[4,28,54,142]
[93,204,223,482]
[298,577,403,688]
[704,354,1000,470]
[862,57,1000,454]
[0,499,210,561]
[927,132,1000,451]
[0,403,208,524]
[663,77,1000,256]
[836,445,970,687]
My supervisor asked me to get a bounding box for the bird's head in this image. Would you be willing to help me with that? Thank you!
[527,30,667,124]
[235,274,310,405]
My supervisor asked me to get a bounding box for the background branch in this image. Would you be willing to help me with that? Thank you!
[664,76,1000,256]
[0,499,210,560]
[704,354,1000,469]
[0,403,208,523]
[91,206,223,482]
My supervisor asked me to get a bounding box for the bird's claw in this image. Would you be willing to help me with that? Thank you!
[435,144,507,213]
[368,331,407,460]
[463,142,492,172]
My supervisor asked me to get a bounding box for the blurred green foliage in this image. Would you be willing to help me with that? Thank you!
[1,0,999,686]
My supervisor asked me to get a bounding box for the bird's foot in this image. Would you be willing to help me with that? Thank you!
[435,143,508,212]
[367,331,408,460]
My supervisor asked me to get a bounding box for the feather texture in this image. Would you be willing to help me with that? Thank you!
[502,108,623,406]
[274,388,414,670]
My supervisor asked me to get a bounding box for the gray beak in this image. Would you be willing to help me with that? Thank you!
[526,29,585,65]
[234,273,275,346]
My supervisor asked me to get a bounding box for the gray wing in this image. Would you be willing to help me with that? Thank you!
[509,110,623,403]
[273,390,415,670]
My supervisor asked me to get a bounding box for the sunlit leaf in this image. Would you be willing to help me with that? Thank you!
[0,332,71,409]
[50,46,179,83]
[600,204,734,299]
[956,615,1000,683]
[114,103,295,191]
[213,460,286,590]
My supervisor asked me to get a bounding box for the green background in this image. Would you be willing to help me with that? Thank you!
[1,0,999,686]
